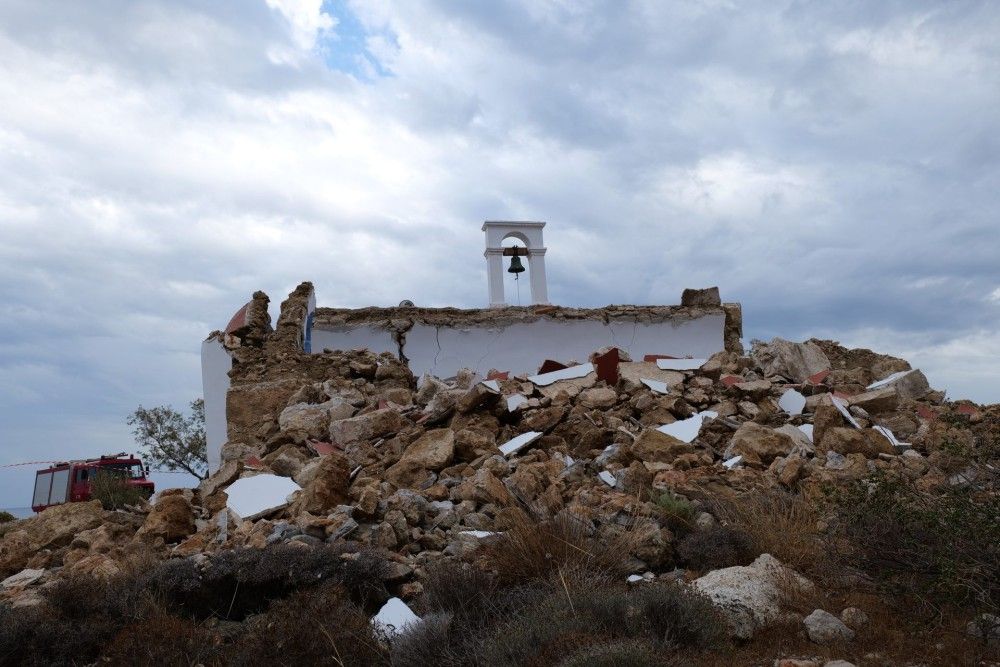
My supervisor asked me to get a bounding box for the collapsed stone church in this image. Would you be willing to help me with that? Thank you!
[201,221,742,472]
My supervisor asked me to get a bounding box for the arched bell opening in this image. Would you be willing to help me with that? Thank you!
[501,235,531,307]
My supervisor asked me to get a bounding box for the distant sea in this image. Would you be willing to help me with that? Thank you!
[1,507,32,519]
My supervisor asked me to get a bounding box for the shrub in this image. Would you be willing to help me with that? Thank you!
[476,581,728,665]
[145,543,388,620]
[558,639,671,667]
[630,583,728,649]
[225,582,387,666]
[677,526,757,571]
[390,613,453,667]
[654,491,696,535]
[101,614,219,666]
[0,511,16,524]
[0,575,155,667]
[90,470,146,510]
[832,472,1000,615]
[480,509,638,585]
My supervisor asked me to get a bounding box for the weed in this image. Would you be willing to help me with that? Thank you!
[677,525,757,572]
[654,491,697,535]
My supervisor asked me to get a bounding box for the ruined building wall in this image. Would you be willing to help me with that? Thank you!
[202,282,742,472]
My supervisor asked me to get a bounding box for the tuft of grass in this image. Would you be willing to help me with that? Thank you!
[705,491,822,573]
[0,511,16,523]
[654,491,697,535]
[225,582,387,666]
[478,509,641,585]
[677,526,758,572]
[476,582,728,665]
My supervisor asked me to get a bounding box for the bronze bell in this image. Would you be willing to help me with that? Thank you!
[507,253,525,274]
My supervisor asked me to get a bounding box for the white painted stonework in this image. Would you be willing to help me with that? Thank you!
[312,313,725,381]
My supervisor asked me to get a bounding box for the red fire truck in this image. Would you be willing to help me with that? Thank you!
[32,453,155,513]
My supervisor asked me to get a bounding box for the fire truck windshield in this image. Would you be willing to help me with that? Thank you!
[100,463,145,479]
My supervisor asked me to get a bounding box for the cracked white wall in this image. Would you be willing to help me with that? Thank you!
[312,314,725,378]
[201,337,232,473]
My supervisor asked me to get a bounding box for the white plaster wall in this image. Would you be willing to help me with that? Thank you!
[311,325,398,357]
[201,338,232,473]
[312,314,725,379]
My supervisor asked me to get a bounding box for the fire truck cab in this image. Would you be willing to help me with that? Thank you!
[32,453,154,513]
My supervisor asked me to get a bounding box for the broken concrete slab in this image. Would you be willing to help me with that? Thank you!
[372,597,420,638]
[866,368,931,400]
[723,455,743,469]
[831,396,862,429]
[640,378,671,394]
[479,379,501,393]
[498,431,544,457]
[656,358,707,371]
[656,410,717,443]
[506,394,528,412]
[778,389,806,415]
[225,474,302,521]
[528,363,595,386]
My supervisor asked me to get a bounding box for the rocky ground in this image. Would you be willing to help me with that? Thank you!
[1,316,998,665]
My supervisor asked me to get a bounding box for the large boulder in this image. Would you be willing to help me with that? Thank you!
[136,491,196,543]
[329,408,403,446]
[819,427,893,458]
[693,553,813,639]
[385,429,456,488]
[279,399,355,442]
[628,429,695,463]
[292,451,351,514]
[0,501,105,576]
[725,422,797,467]
[753,338,831,383]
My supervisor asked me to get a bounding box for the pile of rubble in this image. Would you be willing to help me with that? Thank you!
[2,291,997,652]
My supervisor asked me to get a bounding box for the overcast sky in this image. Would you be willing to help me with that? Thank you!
[1,0,998,508]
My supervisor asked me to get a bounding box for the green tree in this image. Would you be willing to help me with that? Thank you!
[128,399,208,480]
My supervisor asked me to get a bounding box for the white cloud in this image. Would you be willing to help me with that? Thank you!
[265,0,336,56]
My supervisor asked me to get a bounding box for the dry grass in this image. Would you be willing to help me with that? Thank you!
[705,490,825,574]
[478,508,647,585]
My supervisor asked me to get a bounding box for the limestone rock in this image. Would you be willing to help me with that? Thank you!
[693,553,812,639]
[329,408,403,445]
[804,609,855,644]
[292,451,350,514]
[847,387,898,414]
[681,286,721,306]
[578,387,618,409]
[137,492,195,543]
[754,338,831,383]
[386,429,456,487]
[628,429,695,463]
[725,422,797,467]
[819,427,893,459]
[0,501,105,577]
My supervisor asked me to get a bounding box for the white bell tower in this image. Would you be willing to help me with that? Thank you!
[482,221,550,307]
